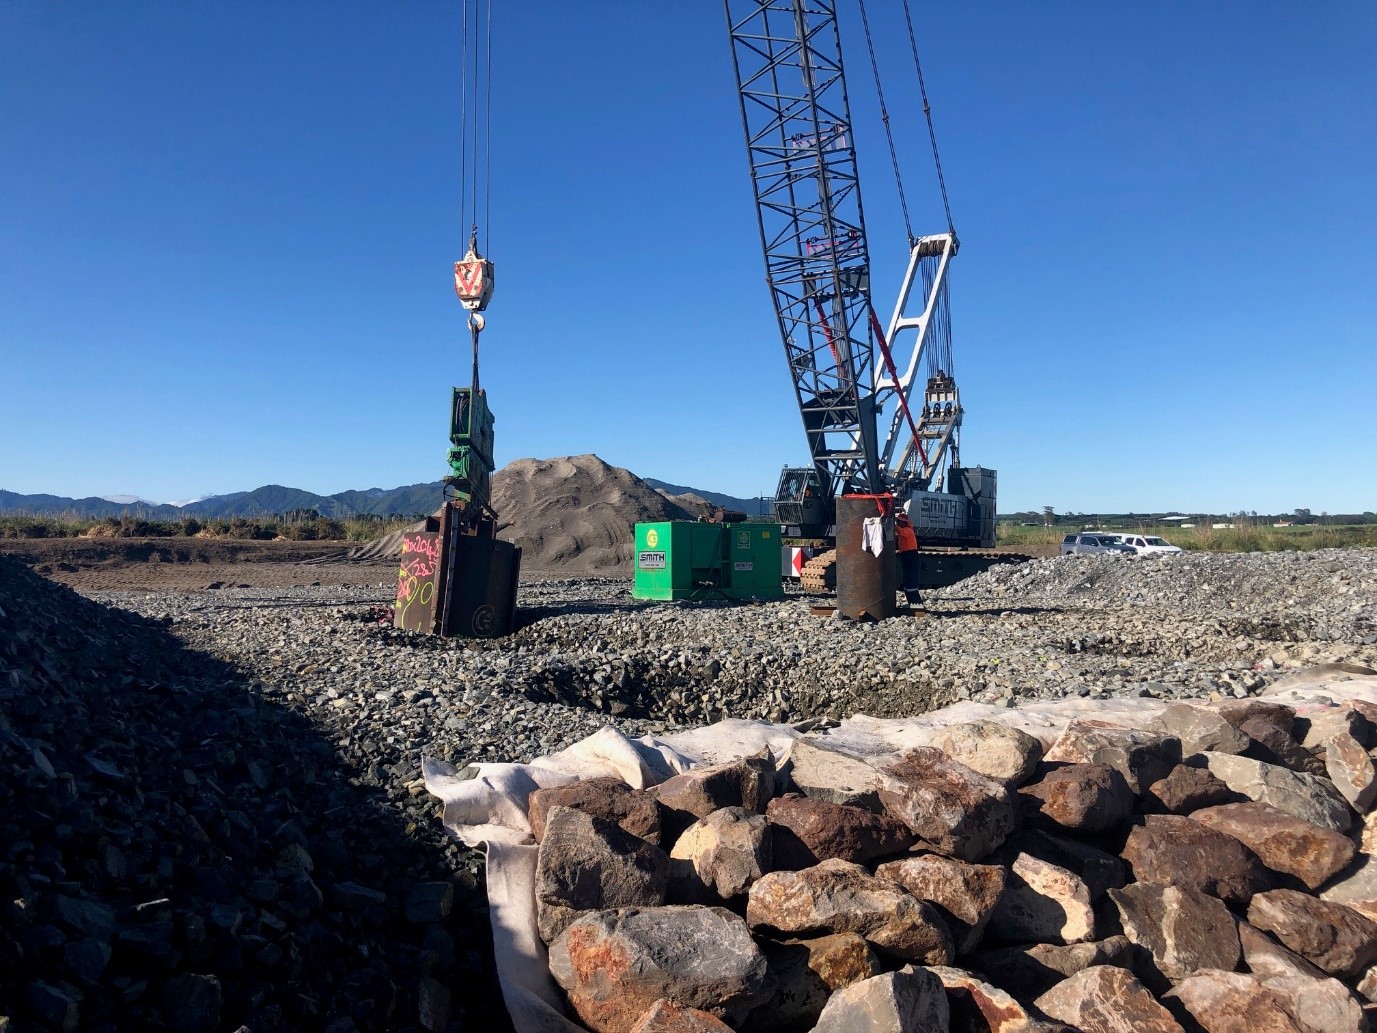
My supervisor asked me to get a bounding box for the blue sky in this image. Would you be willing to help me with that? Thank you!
[2,2,1374,514]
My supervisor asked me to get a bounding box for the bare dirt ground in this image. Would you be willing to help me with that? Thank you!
[0,537,399,592]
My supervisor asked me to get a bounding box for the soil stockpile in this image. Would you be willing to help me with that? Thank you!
[0,556,508,1033]
[491,454,692,572]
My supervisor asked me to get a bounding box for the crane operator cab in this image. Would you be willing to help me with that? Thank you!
[773,466,833,539]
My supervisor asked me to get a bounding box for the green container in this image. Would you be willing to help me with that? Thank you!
[725,523,784,598]
[633,522,783,601]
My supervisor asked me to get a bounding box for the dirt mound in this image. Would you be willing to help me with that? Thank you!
[345,456,692,571]
[657,489,716,520]
[494,454,692,572]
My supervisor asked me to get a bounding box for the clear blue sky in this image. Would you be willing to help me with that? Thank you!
[2,2,1374,514]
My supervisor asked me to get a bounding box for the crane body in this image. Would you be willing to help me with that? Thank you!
[724,0,1000,591]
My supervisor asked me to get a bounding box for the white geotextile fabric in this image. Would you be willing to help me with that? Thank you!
[422,665,1377,1032]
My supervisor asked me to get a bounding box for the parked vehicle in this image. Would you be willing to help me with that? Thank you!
[1060,533,1136,556]
[1105,533,1183,555]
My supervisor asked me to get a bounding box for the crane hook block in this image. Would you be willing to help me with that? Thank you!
[454,246,495,312]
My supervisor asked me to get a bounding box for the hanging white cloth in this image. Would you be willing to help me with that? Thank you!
[862,516,886,557]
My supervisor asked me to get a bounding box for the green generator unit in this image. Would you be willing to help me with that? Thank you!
[633,522,784,601]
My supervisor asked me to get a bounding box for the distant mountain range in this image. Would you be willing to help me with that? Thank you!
[0,473,768,520]
[0,481,449,520]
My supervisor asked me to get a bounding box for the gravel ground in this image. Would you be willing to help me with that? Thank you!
[92,549,1377,779]
[13,546,1370,1030]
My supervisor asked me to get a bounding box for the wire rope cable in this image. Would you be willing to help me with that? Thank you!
[901,0,954,235]
[856,0,913,247]
[483,0,494,248]
[458,0,470,239]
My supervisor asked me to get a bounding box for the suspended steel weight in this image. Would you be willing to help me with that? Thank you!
[836,494,897,621]
[454,239,495,313]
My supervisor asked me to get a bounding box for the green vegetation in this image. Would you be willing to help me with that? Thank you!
[996,521,1377,553]
[0,513,416,542]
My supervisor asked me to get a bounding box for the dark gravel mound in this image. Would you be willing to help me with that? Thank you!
[0,557,509,1032]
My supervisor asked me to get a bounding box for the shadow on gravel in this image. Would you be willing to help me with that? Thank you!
[0,557,512,1033]
[924,605,1070,617]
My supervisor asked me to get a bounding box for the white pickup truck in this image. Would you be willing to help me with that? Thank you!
[1105,533,1183,555]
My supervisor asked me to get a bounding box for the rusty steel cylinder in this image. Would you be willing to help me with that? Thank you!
[836,494,897,621]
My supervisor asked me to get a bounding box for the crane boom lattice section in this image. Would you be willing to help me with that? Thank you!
[725,0,882,496]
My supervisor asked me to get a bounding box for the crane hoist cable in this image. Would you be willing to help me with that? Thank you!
[856,0,914,247]
[901,0,955,236]
[454,0,496,390]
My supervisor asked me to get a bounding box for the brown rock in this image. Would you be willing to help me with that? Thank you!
[1238,918,1370,1031]
[654,752,775,827]
[1247,888,1377,979]
[876,854,1007,954]
[1197,752,1352,833]
[1240,717,1323,775]
[1043,720,1182,795]
[1164,970,1310,1033]
[1151,703,1252,756]
[528,776,662,844]
[746,858,954,965]
[1298,706,1376,751]
[1120,814,1271,905]
[1108,882,1241,982]
[1328,732,1377,813]
[997,829,1126,902]
[971,937,1140,1001]
[630,1000,734,1033]
[766,793,914,869]
[1033,965,1185,1033]
[668,806,771,903]
[929,721,1045,787]
[535,806,669,943]
[1211,698,1296,734]
[812,968,949,1033]
[747,933,881,1033]
[1142,764,1242,814]
[930,965,1050,1032]
[1019,764,1133,833]
[785,739,883,811]
[1190,801,1356,890]
[877,747,1017,862]
[986,853,1095,946]
[548,906,774,1032]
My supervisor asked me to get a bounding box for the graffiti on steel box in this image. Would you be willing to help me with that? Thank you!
[394,532,442,630]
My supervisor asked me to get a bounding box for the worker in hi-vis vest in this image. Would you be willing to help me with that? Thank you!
[895,511,922,607]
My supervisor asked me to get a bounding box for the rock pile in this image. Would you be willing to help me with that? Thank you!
[0,556,509,1032]
[525,700,1377,1031]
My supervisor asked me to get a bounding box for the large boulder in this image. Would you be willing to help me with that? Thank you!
[1240,717,1325,775]
[996,829,1126,902]
[1164,970,1317,1033]
[1108,882,1241,983]
[1237,921,1369,1033]
[1141,764,1242,815]
[1195,752,1352,833]
[929,721,1044,787]
[1247,889,1377,980]
[811,967,950,1033]
[747,858,954,965]
[1326,732,1377,813]
[1033,965,1185,1033]
[1151,703,1252,756]
[746,933,880,1033]
[1019,764,1133,833]
[985,853,1096,946]
[875,854,1007,954]
[654,752,775,831]
[1119,814,1271,906]
[528,776,662,845]
[766,794,914,869]
[548,906,774,1032]
[668,806,771,903]
[785,740,883,811]
[970,937,1141,1002]
[1189,801,1356,890]
[1043,720,1181,795]
[629,1000,734,1033]
[876,747,1017,862]
[929,965,1055,1033]
[535,806,669,943]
